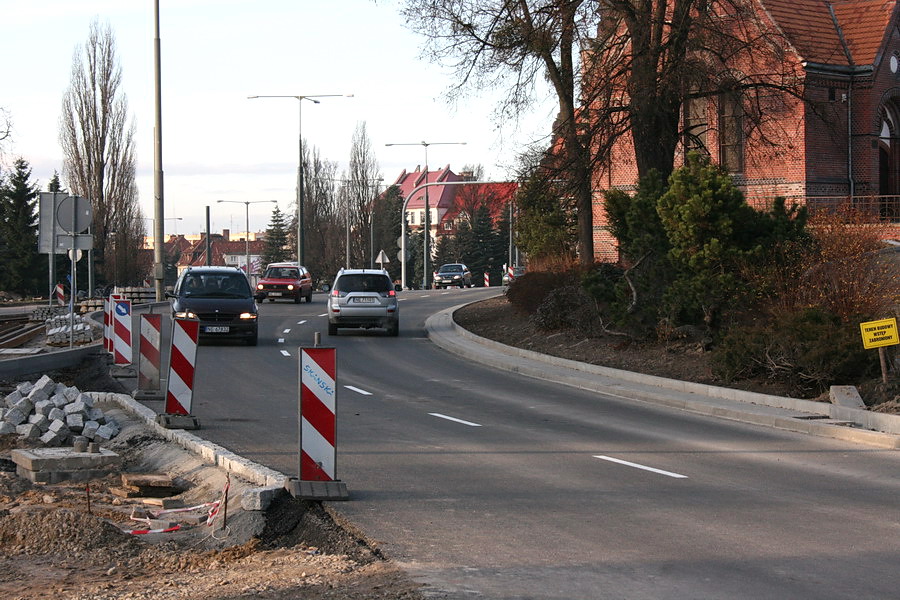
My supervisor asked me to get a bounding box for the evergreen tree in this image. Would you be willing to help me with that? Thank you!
[433,234,457,268]
[262,206,290,265]
[467,205,499,285]
[0,159,41,295]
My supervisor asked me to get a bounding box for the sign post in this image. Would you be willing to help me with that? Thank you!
[859,317,899,384]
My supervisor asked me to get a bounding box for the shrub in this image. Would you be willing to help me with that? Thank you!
[710,308,878,396]
[531,285,603,335]
[505,270,577,314]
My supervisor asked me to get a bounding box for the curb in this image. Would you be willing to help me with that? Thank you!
[425,306,900,450]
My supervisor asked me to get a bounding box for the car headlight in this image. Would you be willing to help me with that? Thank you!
[174,311,197,319]
[239,312,258,320]
[287,284,295,290]
[256,284,264,290]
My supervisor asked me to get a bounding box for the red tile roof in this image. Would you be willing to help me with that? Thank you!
[392,165,463,210]
[761,0,897,66]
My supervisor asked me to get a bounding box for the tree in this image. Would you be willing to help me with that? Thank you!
[301,146,341,285]
[0,159,41,295]
[371,185,403,281]
[342,122,383,269]
[404,0,600,265]
[262,206,290,265]
[59,19,144,286]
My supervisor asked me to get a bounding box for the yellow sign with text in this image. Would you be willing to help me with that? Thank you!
[860,317,899,350]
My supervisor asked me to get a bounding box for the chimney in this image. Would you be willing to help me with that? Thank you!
[223,229,230,241]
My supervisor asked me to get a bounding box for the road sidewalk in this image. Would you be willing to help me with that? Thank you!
[426,305,900,450]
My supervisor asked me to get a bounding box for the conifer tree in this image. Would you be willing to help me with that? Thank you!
[0,159,41,294]
[262,206,290,265]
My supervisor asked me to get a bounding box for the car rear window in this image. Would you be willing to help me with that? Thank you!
[265,267,298,279]
[336,274,391,293]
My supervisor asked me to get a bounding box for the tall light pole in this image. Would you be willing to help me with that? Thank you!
[152,0,165,301]
[385,141,466,288]
[247,94,352,266]
[217,200,277,279]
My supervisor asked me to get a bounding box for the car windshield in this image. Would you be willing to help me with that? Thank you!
[440,265,463,273]
[336,274,391,293]
[264,267,298,279]
[181,274,251,298]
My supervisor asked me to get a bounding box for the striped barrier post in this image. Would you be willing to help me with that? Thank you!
[484,271,490,287]
[137,314,162,392]
[112,299,132,366]
[299,347,337,482]
[165,318,199,417]
[55,284,65,306]
[507,265,514,282]
[105,293,124,354]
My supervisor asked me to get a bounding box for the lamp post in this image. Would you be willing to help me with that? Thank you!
[385,141,466,288]
[248,94,353,266]
[217,200,277,279]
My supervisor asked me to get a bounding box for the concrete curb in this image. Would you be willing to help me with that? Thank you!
[90,391,288,499]
[425,306,900,450]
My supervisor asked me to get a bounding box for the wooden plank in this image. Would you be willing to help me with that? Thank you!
[121,473,174,488]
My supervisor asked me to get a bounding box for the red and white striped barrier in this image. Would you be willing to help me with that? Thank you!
[105,293,124,354]
[112,299,132,365]
[507,265,514,282]
[300,348,337,481]
[484,271,490,287]
[54,284,65,306]
[165,318,199,416]
[138,314,162,391]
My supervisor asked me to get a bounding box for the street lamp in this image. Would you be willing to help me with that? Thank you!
[385,141,466,288]
[248,94,353,266]
[217,200,277,279]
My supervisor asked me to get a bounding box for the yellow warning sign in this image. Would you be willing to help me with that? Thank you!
[859,317,899,350]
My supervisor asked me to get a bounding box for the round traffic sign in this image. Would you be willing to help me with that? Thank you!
[55,195,93,234]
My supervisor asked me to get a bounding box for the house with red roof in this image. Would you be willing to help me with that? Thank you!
[166,230,267,278]
[391,165,517,238]
[589,0,900,260]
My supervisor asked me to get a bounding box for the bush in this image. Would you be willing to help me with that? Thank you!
[710,308,878,396]
[531,285,603,335]
[505,270,576,314]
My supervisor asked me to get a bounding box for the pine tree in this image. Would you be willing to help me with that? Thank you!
[0,159,41,295]
[262,206,290,265]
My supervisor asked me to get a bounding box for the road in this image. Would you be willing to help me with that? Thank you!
[169,289,900,599]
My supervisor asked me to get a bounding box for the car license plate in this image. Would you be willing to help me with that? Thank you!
[205,326,230,333]
[354,297,376,303]
[269,291,282,297]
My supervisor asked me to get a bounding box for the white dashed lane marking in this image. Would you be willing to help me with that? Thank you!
[594,455,688,479]
[344,385,372,396]
[429,413,481,427]
[280,350,291,357]
[283,329,291,334]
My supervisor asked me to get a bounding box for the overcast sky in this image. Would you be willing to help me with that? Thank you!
[2,0,557,236]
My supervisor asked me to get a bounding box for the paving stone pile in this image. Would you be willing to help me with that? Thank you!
[44,313,95,346]
[0,375,119,446]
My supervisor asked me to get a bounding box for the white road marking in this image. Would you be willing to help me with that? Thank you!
[594,455,688,479]
[317,313,328,317]
[344,385,372,396]
[277,338,285,343]
[280,350,291,357]
[429,413,482,427]
[283,328,291,333]
[297,320,307,325]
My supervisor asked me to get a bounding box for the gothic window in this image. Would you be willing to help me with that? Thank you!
[684,95,708,156]
[718,92,744,173]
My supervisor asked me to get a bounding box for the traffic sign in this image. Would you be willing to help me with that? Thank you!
[55,195,92,234]
[860,317,899,349]
[375,249,390,264]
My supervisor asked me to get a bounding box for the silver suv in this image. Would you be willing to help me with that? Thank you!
[327,269,399,336]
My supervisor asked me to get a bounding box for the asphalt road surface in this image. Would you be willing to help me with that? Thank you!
[162,289,900,599]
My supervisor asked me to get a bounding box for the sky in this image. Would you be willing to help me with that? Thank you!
[2,0,558,238]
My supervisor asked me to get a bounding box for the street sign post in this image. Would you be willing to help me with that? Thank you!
[859,317,899,383]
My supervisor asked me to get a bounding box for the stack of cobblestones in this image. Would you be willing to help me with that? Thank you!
[29,306,68,321]
[0,375,119,446]
[44,314,95,346]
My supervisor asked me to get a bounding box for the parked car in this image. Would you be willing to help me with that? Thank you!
[502,266,527,286]
[167,266,259,346]
[255,262,313,303]
[327,268,399,336]
[434,263,472,289]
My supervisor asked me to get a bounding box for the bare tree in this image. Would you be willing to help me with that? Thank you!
[403,0,804,265]
[59,19,144,285]
[342,122,383,268]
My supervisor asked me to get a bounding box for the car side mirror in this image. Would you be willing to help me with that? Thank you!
[164,291,175,299]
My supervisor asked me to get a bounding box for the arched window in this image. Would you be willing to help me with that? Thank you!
[878,105,898,197]
[718,91,744,173]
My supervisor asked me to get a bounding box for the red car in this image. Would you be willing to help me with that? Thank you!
[255,262,313,303]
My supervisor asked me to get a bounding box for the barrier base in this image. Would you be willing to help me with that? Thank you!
[156,413,201,430]
[132,389,165,401]
[284,477,349,501]
[110,365,136,378]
